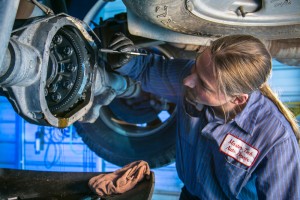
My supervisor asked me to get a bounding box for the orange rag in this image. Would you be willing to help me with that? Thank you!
[88,160,150,197]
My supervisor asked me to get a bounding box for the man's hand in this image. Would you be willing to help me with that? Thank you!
[107,33,135,69]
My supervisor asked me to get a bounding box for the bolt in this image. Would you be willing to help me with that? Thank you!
[31,112,44,119]
[63,46,73,56]
[186,1,193,11]
[29,60,34,69]
[66,64,77,72]
[50,42,54,49]
[51,92,62,102]
[53,35,63,44]
[238,6,246,17]
[81,93,86,100]
[49,83,58,93]
[44,88,48,96]
[63,80,73,89]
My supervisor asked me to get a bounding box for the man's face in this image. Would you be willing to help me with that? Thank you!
[183,49,231,108]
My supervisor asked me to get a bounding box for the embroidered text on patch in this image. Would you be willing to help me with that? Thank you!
[220,133,259,167]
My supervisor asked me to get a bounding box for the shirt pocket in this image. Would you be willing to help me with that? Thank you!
[216,156,249,198]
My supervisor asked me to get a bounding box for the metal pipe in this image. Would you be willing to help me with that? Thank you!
[0,0,20,72]
[16,0,35,19]
[105,72,129,96]
[0,39,41,87]
[83,0,107,26]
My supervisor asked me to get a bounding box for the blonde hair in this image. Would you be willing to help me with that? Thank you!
[210,35,300,142]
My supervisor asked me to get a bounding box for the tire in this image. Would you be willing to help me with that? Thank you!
[74,44,186,168]
[75,104,177,168]
[123,0,300,40]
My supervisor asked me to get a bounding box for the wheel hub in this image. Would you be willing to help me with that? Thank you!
[46,28,91,116]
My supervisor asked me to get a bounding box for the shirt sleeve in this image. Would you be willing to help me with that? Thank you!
[115,52,194,103]
[256,136,300,200]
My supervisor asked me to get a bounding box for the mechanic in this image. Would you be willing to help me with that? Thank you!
[106,33,300,199]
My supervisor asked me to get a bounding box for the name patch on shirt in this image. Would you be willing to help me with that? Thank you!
[220,133,259,167]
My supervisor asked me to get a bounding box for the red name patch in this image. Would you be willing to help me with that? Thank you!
[220,133,259,167]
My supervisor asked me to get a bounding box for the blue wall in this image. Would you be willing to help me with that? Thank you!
[0,102,101,172]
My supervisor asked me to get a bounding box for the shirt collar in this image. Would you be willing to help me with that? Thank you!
[203,90,263,135]
[233,90,264,135]
[201,107,225,137]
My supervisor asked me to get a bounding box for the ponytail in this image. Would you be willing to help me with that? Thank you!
[260,84,300,143]
[209,35,300,145]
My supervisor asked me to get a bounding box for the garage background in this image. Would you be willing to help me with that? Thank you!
[0,0,300,199]
[0,60,299,199]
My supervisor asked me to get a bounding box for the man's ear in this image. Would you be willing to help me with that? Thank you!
[231,94,249,105]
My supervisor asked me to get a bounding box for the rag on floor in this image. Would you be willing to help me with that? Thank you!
[88,160,150,196]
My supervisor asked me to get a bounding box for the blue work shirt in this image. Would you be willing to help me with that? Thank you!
[116,52,300,199]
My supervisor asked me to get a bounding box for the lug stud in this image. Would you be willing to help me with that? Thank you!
[51,92,62,102]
